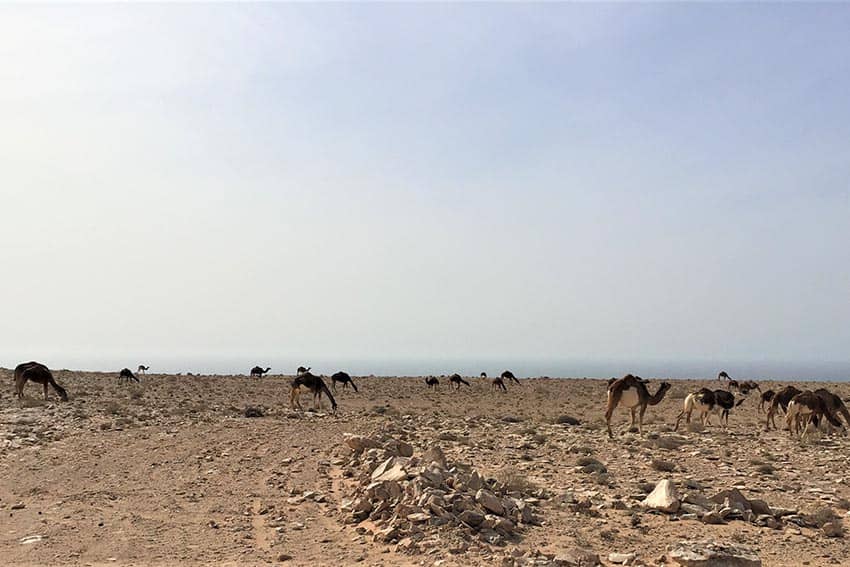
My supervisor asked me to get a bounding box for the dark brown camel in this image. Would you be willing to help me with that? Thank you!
[491,376,507,392]
[331,371,358,392]
[765,385,803,430]
[14,361,68,401]
[137,365,150,375]
[501,370,521,385]
[250,366,271,377]
[605,374,670,438]
[297,366,311,376]
[785,390,843,438]
[290,372,337,413]
[425,376,439,389]
[119,368,140,383]
[759,390,775,413]
[449,373,470,389]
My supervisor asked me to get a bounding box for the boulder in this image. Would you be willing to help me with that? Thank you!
[642,479,680,513]
[553,548,600,566]
[422,445,447,469]
[476,489,505,516]
[345,435,381,454]
[371,458,408,483]
[667,541,761,567]
[458,509,485,527]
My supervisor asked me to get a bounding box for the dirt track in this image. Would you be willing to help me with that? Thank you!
[2,371,849,566]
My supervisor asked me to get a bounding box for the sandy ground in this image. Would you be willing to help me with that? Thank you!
[1,370,849,566]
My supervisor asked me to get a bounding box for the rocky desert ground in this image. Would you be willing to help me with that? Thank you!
[1,370,849,567]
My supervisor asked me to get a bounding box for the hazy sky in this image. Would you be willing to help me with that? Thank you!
[2,4,849,371]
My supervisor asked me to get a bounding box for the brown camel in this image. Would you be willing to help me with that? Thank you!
[605,374,670,438]
[491,376,507,392]
[330,371,358,392]
[449,373,470,389]
[765,385,803,430]
[290,372,337,413]
[137,365,150,375]
[425,376,439,389]
[119,368,140,383]
[758,390,775,413]
[501,370,521,385]
[14,361,68,401]
[785,390,843,439]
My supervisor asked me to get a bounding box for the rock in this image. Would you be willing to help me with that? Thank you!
[407,512,431,523]
[345,435,381,454]
[19,535,45,545]
[243,406,264,418]
[371,458,408,482]
[642,480,680,513]
[666,540,761,566]
[277,554,293,562]
[701,511,724,525]
[748,499,772,516]
[822,522,844,538]
[476,489,505,516]
[396,441,414,458]
[710,489,750,513]
[458,509,485,527]
[608,552,635,564]
[11,502,25,510]
[553,547,600,566]
[467,470,483,491]
[422,445,447,469]
[555,415,581,426]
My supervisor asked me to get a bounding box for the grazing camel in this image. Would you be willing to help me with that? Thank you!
[605,374,671,438]
[491,376,507,392]
[297,366,311,376]
[449,373,470,389]
[330,371,358,392]
[813,388,850,432]
[289,372,337,413]
[718,371,731,382]
[425,376,439,389]
[137,365,150,375]
[765,385,803,430]
[14,362,68,401]
[785,390,843,439]
[758,390,775,413]
[501,370,521,385]
[250,366,271,378]
[119,368,140,383]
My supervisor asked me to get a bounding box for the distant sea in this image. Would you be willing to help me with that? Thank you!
[5,354,850,382]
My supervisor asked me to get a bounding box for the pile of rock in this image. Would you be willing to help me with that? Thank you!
[641,479,843,537]
[339,433,542,553]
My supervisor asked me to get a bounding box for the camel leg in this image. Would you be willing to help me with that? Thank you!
[638,404,647,435]
[605,406,615,439]
[629,408,636,431]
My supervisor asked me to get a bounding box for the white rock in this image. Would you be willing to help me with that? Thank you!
[642,479,680,513]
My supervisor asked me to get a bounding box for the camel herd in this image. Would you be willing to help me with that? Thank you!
[605,372,850,440]
[9,361,850,441]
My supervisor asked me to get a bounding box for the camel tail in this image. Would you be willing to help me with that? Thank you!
[50,378,68,401]
[321,381,338,413]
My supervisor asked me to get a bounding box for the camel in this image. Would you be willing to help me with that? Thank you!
[289,372,337,413]
[765,385,803,430]
[480,372,487,379]
[812,388,850,432]
[491,376,507,392]
[250,366,271,378]
[674,388,739,430]
[119,368,140,383]
[449,373,470,389]
[330,371,358,392]
[730,379,760,396]
[297,366,311,376]
[425,376,439,389]
[605,374,671,438]
[14,362,68,401]
[718,371,731,382]
[759,390,775,413]
[785,390,843,439]
[501,370,521,385]
[137,365,150,375]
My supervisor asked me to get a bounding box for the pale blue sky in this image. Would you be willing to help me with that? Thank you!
[1,4,848,374]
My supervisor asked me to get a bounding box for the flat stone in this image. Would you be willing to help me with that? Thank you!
[371,457,408,483]
[554,548,601,566]
[608,552,635,564]
[476,489,505,516]
[667,540,761,566]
